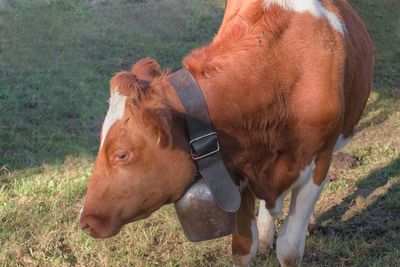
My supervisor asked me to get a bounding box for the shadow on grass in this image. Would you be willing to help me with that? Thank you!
[312,157,400,264]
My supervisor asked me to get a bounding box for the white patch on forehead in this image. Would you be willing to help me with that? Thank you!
[100,90,127,147]
[263,0,345,34]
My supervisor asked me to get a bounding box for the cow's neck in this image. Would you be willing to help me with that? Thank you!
[170,5,303,207]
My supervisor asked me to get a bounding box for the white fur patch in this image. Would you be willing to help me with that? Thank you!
[269,191,286,217]
[100,91,127,147]
[258,200,272,223]
[334,134,351,151]
[263,160,316,217]
[257,200,275,252]
[276,161,327,266]
[263,0,345,34]
[322,7,345,34]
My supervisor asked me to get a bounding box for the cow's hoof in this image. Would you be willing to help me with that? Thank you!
[307,213,317,236]
[278,254,301,267]
[232,254,252,267]
[258,240,273,254]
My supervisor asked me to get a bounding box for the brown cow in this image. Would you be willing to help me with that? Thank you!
[79,0,373,266]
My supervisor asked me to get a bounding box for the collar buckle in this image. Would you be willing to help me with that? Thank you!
[189,132,220,160]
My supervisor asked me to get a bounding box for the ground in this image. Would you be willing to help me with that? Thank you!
[0,0,399,266]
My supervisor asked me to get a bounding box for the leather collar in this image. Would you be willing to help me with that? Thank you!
[168,69,241,212]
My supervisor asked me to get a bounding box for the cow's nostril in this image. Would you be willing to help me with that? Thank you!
[81,222,89,230]
[80,222,92,235]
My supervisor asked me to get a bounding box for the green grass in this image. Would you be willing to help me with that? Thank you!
[0,0,399,266]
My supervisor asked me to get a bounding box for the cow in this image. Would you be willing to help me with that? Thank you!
[79,0,373,266]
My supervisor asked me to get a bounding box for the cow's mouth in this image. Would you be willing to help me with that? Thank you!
[79,214,122,238]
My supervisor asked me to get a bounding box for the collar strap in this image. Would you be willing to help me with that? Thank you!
[168,68,241,213]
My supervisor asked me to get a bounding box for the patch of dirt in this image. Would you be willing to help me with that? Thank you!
[327,172,338,181]
[394,137,400,149]
[328,152,361,181]
[332,152,360,169]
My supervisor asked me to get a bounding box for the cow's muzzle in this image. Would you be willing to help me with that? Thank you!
[79,210,122,238]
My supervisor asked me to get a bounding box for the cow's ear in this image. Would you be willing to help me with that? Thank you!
[109,71,149,98]
[131,58,162,81]
[142,108,172,148]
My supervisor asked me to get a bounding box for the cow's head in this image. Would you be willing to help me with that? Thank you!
[79,58,197,238]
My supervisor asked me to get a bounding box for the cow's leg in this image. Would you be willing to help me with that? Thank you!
[232,186,258,267]
[257,192,318,253]
[257,189,286,253]
[276,155,331,267]
[257,200,275,253]
[307,211,317,235]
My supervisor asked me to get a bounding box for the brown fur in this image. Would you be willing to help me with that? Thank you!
[232,186,256,261]
[80,0,373,265]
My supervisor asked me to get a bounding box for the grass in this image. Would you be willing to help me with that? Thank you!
[0,0,399,266]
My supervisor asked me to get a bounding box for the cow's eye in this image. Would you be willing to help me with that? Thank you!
[115,149,129,162]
